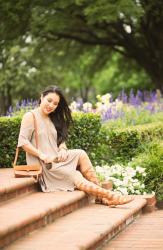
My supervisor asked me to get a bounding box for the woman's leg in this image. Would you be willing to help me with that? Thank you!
[73,170,133,206]
[77,150,103,203]
[78,150,115,204]
[78,150,100,185]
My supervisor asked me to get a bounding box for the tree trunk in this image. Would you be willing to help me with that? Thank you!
[0,92,5,115]
[0,83,13,116]
[134,53,163,91]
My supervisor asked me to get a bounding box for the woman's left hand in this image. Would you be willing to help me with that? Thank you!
[57,148,68,162]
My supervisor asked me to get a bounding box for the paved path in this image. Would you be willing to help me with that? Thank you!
[103,209,163,250]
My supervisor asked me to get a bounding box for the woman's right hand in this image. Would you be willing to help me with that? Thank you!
[38,152,52,163]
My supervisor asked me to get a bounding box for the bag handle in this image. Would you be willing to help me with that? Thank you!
[13,111,39,166]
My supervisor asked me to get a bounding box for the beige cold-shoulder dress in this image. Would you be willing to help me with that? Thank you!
[18,108,84,192]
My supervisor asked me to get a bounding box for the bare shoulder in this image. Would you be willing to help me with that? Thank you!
[21,111,34,124]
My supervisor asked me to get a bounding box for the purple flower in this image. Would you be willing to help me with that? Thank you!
[118,90,128,103]
[144,103,156,113]
[6,99,38,116]
[102,106,124,122]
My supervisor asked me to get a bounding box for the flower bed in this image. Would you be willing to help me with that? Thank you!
[95,163,148,195]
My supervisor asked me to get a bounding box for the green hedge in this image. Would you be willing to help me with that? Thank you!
[97,122,163,164]
[130,140,163,201]
[0,116,21,167]
[0,112,101,167]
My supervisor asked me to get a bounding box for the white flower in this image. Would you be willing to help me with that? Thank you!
[115,99,123,110]
[69,101,78,111]
[129,187,135,193]
[107,176,117,182]
[117,187,128,195]
[133,181,140,187]
[136,166,145,173]
[95,166,105,175]
[96,95,101,101]
[122,179,129,186]
[133,178,139,183]
[95,162,148,196]
[135,190,141,194]
[83,102,92,112]
[95,102,103,112]
[125,167,136,177]
[101,93,112,103]
[111,164,123,172]
[114,179,123,186]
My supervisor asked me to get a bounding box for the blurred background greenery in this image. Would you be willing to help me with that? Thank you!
[0,0,163,115]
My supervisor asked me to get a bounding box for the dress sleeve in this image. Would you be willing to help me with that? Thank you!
[17,112,34,147]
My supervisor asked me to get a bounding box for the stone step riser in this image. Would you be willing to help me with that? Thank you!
[0,195,89,249]
[3,198,148,250]
[89,195,156,250]
[89,209,143,250]
[0,182,39,203]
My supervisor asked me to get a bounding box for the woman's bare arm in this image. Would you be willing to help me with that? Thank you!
[22,143,40,158]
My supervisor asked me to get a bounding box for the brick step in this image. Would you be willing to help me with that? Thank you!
[0,190,89,248]
[4,197,147,250]
[102,209,163,250]
[0,168,39,203]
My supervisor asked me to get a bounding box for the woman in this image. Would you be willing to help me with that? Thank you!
[18,85,133,206]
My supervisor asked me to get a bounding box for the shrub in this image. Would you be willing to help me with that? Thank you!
[67,112,101,162]
[101,122,163,164]
[130,140,163,201]
[0,116,22,167]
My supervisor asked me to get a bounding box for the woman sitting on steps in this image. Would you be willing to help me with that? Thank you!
[17,85,134,207]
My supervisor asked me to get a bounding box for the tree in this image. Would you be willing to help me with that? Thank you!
[29,0,163,90]
[0,36,66,115]
[0,0,163,114]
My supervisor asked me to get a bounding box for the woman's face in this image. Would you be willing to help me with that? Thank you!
[40,92,60,115]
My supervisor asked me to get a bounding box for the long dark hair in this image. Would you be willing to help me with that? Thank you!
[40,86,73,146]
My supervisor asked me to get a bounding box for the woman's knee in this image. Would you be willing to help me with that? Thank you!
[79,149,88,159]
[72,170,84,184]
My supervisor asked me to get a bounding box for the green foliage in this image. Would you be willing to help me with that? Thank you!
[99,122,163,164]
[0,112,101,167]
[79,0,143,24]
[0,0,31,41]
[0,116,21,167]
[28,0,163,89]
[89,126,111,166]
[67,112,101,163]
[130,140,163,201]
[1,0,163,115]
[94,53,153,96]
[0,39,39,114]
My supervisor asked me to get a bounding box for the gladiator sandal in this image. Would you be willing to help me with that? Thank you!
[101,196,134,206]
[78,152,99,182]
[78,152,102,202]
[77,152,134,206]
[75,178,134,206]
[79,164,115,204]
